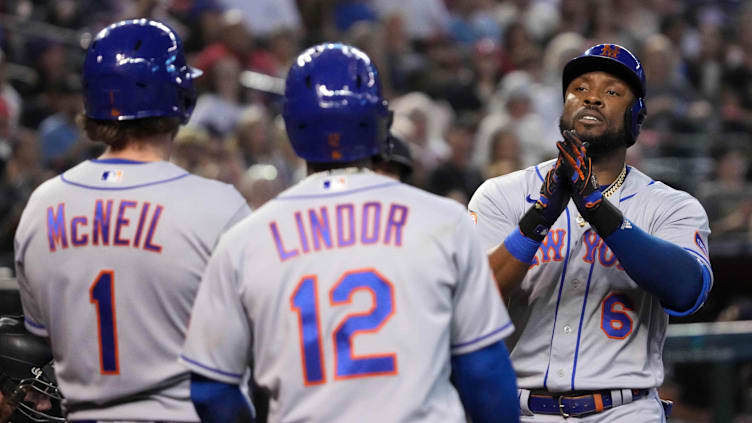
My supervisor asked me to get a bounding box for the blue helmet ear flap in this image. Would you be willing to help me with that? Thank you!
[625,97,647,146]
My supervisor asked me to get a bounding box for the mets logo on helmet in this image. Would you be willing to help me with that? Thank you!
[600,44,621,58]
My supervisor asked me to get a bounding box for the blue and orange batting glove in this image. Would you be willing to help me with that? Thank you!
[556,130,624,236]
[556,130,603,210]
[518,156,571,242]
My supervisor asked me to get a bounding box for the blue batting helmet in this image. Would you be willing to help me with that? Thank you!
[282,43,391,163]
[562,43,647,146]
[82,19,202,123]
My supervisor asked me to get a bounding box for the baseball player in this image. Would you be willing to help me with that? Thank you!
[14,20,250,421]
[469,44,713,422]
[181,43,519,423]
[372,133,414,183]
[0,315,63,423]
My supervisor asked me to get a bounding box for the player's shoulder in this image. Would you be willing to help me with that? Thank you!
[394,180,471,219]
[23,170,70,210]
[471,160,552,206]
[477,160,552,194]
[181,172,245,204]
[626,166,703,206]
[624,166,708,222]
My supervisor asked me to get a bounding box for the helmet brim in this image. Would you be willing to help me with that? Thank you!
[562,55,645,99]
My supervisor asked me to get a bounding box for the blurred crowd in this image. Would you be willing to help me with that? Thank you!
[1,0,752,268]
[2,1,752,421]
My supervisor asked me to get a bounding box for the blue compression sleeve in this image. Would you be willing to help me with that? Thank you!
[451,340,520,423]
[190,373,254,423]
[604,220,711,315]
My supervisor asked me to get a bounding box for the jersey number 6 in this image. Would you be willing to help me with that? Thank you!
[291,268,397,385]
[90,270,120,374]
[601,293,634,339]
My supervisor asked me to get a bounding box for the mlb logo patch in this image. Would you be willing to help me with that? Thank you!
[322,177,347,191]
[101,170,123,183]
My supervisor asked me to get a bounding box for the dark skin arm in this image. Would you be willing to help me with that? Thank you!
[486,156,570,296]
[488,243,531,296]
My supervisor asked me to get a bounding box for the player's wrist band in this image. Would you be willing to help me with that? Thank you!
[518,205,552,242]
[580,197,623,237]
[504,228,541,264]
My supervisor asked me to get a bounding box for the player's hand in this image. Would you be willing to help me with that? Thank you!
[518,156,570,242]
[536,156,570,226]
[0,391,18,423]
[556,130,624,236]
[556,130,602,214]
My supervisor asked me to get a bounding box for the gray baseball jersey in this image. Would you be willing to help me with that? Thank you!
[181,169,513,423]
[468,160,712,394]
[14,158,250,421]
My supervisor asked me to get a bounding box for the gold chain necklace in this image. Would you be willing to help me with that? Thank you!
[576,166,627,227]
[602,166,627,199]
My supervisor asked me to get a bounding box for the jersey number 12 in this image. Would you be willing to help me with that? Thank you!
[291,268,397,385]
[90,270,120,374]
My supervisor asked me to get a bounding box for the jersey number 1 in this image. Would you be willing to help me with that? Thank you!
[90,270,120,374]
[291,268,397,385]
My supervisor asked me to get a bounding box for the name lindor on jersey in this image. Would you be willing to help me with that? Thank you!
[46,199,164,253]
[270,201,409,261]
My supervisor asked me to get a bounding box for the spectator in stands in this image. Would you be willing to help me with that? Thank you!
[171,127,214,178]
[472,38,503,105]
[371,0,451,41]
[448,0,501,47]
[219,0,301,38]
[189,55,244,137]
[391,92,451,181]
[230,105,303,186]
[0,50,22,132]
[236,164,285,210]
[19,40,67,128]
[427,116,483,204]
[721,5,752,133]
[195,9,273,75]
[0,129,51,258]
[37,74,82,170]
[479,71,552,169]
[698,143,752,240]
[484,124,521,179]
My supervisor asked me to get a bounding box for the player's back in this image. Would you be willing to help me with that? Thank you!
[225,170,508,422]
[14,159,249,421]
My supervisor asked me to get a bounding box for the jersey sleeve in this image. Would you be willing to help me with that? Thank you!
[13,199,48,337]
[649,191,713,313]
[450,214,514,356]
[181,236,252,384]
[467,175,525,252]
[650,192,712,279]
[15,262,48,336]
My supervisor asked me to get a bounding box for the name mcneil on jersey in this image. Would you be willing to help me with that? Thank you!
[46,200,164,253]
[270,201,409,261]
[530,228,624,271]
